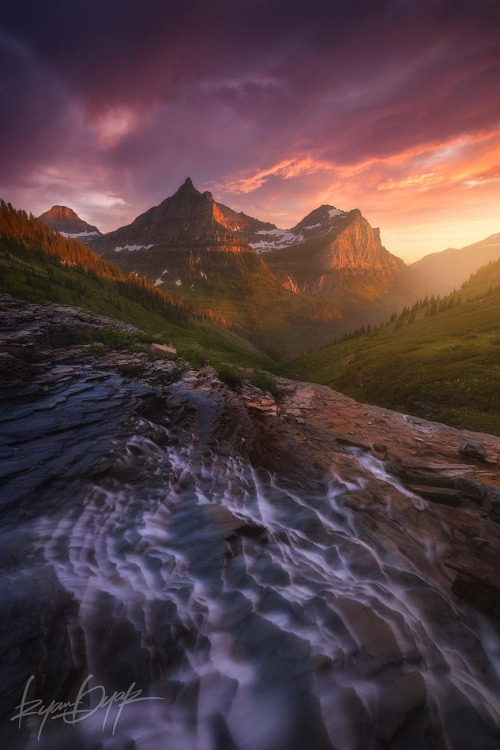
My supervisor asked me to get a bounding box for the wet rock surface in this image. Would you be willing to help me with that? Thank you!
[1,295,500,749]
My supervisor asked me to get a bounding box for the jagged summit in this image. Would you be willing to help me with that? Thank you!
[38,205,101,238]
[171,176,197,197]
[169,177,214,202]
[92,177,235,249]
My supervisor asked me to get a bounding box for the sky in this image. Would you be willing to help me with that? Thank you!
[0,0,499,262]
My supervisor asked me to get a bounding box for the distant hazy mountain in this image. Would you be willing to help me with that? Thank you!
[90,178,342,358]
[412,232,500,296]
[38,205,101,240]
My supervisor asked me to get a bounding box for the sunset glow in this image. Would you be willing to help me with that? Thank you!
[0,0,499,261]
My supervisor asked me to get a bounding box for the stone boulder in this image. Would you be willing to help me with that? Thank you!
[151,343,177,360]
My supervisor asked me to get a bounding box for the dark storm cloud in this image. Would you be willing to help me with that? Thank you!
[1,0,499,233]
[0,29,82,183]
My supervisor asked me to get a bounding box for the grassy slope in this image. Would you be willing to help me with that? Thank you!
[160,259,341,359]
[1,201,338,362]
[96,242,342,359]
[0,238,277,373]
[289,264,500,435]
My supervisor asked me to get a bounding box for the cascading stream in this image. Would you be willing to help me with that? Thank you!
[31,416,500,750]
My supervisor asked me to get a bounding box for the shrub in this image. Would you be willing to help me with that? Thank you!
[250,369,282,398]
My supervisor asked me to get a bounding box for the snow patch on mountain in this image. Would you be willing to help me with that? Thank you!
[60,230,101,238]
[247,206,349,253]
[114,244,154,252]
[154,270,169,286]
[251,229,305,251]
[328,208,344,218]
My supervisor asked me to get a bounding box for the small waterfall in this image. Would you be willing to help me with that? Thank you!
[30,418,500,750]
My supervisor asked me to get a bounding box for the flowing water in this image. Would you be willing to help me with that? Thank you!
[28,415,500,750]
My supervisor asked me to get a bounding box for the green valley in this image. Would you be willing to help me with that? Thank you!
[289,260,500,435]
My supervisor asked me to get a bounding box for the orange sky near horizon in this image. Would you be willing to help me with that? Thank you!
[16,120,500,264]
[211,127,500,262]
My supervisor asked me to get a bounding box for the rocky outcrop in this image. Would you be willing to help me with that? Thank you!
[2,295,500,749]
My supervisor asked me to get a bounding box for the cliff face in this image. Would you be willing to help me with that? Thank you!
[261,208,413,321]
[263,210,400,276]
[318,210,399,271]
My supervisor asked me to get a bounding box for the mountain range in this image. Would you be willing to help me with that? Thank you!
[84,178,426,333]
[37,180,500,340]
[2,192,500,432]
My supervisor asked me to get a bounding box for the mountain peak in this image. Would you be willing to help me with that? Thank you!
[46,205,79,219]
[176,176,197,193]
[167,177,208,203]
[38,205,101,237]
[293,204,347,231]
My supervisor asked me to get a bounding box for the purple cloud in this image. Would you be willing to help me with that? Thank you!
[0,0,499,254]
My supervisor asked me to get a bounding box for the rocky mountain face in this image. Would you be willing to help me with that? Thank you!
[233,203,351,254]
[90,180,424,335]
[94,178,246,252]
[258,206,402,280]
[217,201,278,245]
[38,205,101,240]
[90,177,271,284]
[412,232,500,296]
[1,294,500,749]
[90,179,342,359]
[248,204,423,328]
